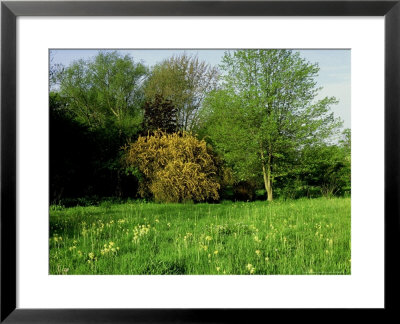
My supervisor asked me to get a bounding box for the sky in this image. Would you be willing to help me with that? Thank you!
[50,49,351,129]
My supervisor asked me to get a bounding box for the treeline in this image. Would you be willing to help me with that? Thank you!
[50,50,350,205]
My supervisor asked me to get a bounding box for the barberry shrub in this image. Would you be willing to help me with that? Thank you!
[124,131,220,202]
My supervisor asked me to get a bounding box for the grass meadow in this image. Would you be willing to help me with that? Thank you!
[49,197,351,275]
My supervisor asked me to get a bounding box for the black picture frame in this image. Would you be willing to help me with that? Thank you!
[1,0,399,322]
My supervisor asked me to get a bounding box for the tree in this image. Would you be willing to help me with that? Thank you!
[200,50,342,201]
[144,54,219,131]
[57,51,147,196]
[299,137,351,198]
[58,51,147,136]
[124,131,220,202]
[143,94,180,133]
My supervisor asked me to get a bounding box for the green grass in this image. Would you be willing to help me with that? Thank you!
[49,197,351,275]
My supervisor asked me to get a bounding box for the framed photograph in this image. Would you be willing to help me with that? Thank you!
[1,0,399,322]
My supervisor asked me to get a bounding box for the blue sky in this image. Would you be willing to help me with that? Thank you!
[50,49,351,129]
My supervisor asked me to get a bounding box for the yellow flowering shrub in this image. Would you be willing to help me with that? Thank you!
[124,131,220,202]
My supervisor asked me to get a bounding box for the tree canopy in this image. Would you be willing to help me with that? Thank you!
[58,51,147,137]
[200,50,342,200]
[144,54,219,131]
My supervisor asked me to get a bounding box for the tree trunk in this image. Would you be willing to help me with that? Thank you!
[261,150,273,201]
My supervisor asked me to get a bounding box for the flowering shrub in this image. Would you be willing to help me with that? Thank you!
[124,131,220,202]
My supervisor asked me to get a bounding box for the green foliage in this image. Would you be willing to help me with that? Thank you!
[124,131,220,202]
[273,130,351,199]
[200,50,342,200]
[58,51,147,136]
[300,130,351,197]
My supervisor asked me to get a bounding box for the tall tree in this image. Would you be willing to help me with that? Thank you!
[58,51,147,137]
[144,54,219,131]
[57,51,147,196]
[201,50,342,201]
